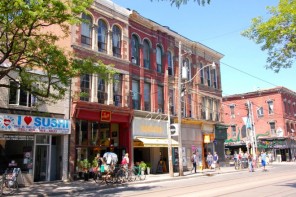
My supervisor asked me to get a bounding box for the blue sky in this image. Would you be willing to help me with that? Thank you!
[112,0,295,96]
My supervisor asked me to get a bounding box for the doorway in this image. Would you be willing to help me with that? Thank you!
[34,145,49,182]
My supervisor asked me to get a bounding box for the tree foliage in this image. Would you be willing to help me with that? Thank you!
[0,0,115,103]
[153,0,210,8]
[242,0,296,72]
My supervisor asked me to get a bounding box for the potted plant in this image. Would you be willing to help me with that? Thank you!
[146,162,152,175]
[139,161,147,175]
[80,159,91,181]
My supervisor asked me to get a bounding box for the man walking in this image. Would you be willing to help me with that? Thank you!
[261,150,267,171]
[213,152,220,170]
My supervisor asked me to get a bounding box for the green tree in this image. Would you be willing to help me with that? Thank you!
[242,0,296,72]
[153,0,210,8]
[0,0,115,103]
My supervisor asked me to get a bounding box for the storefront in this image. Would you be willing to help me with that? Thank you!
[132,117,178,174]
[0,113,70,185]
[70,101,132,179]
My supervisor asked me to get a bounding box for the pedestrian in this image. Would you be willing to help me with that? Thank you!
[248,153,254,172]
[121,153,129,169]
[261,150,267,171]
[191,152,197,173]
[206,152,213,169]
[213,152,220,170]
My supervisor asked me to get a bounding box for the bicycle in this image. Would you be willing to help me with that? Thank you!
[0,168,20,196]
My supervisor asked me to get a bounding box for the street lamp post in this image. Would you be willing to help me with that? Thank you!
[177,41,216,176]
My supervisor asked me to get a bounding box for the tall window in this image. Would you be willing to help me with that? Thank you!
[201,97,206,119]
[143,40,150,69]
[131,35,140,65]
[257,107,264,117]
[200,63,204,84]
[157,85,164,113]
[213,69,217,89]
[97,76,105,104]
[168,51,173,76]
[269,122,275,135]
[231,125,236,137]
[208,99,213,120]
[156,45,163,73]
[144,82,151,111]
[81,14,92,46]
[183,58,190,80]
[9,81,36,107]
[214,100,219,121]
[80,74,90,101]
[112,25,121,57]
[113,74,122,107]
[284,100,289,115]
[206,67,211,87]
[132,80,140,110]
[188,94,192,118]
[169,89,174,115]
[98,19,107,52]
[230,105,235,118]
[267,100,274,114]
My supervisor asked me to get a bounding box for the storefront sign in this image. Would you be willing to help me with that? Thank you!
[0,113,70,134]
[133,117,167,137]
[101,110,111,122]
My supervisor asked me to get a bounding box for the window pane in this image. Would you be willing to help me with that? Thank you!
[144,83,151,111]
[157,86,164,112]
[9,81,18,104]
[156,46,162,73]
[143,40,150,69]
[97,76,105,104]
[80,74,90,101]
[19,89,28,106]
[112,26,121,57]
[168,51,173,76]
[113,74,122,107]
[81,14,92,46]
[98,20,107,52]
[131,35,139,65]
[132,80,140,110]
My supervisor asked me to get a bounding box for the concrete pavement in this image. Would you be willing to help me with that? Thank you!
[16,163,283,197]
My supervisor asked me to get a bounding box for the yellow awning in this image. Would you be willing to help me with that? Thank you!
[134,137,179,148]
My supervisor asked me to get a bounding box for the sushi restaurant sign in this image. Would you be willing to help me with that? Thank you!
[0,113,70,134]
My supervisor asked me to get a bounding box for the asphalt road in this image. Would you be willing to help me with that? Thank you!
[63,163,296,197]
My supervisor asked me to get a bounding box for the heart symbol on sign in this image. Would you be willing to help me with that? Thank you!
[4,119,11,126]
[24,116,32,125]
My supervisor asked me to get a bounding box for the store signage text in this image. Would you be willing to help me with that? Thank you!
[101,110,111,122]
[0,113,70,134]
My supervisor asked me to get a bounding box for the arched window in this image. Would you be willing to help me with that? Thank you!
[81,14,92,46]
[112,25,121,57]
[143,40,150,69]
[131,35,140,65]
[156,45,163,73]
[168,51,173,76]
[98,19,107,52]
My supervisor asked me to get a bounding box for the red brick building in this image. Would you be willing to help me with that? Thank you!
[222,87,296,161]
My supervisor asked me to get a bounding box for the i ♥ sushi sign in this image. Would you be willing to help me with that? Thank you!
[0,113,70,134]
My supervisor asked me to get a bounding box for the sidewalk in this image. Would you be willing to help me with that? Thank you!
[17,164,277,197]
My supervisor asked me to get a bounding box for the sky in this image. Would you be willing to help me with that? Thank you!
[112,0,295,96]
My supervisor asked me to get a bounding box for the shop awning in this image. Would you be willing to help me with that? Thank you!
[134,137,179,148]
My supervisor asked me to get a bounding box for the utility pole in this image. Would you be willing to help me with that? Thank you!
[177,41,183,176]
[167,97,174,177]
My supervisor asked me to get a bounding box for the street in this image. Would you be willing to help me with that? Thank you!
[62,163,296,197]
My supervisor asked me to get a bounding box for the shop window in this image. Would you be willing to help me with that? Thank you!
[99,123,110,147]
[91,122,99,146]
[9,80,37,107]
[76,120,89,145]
